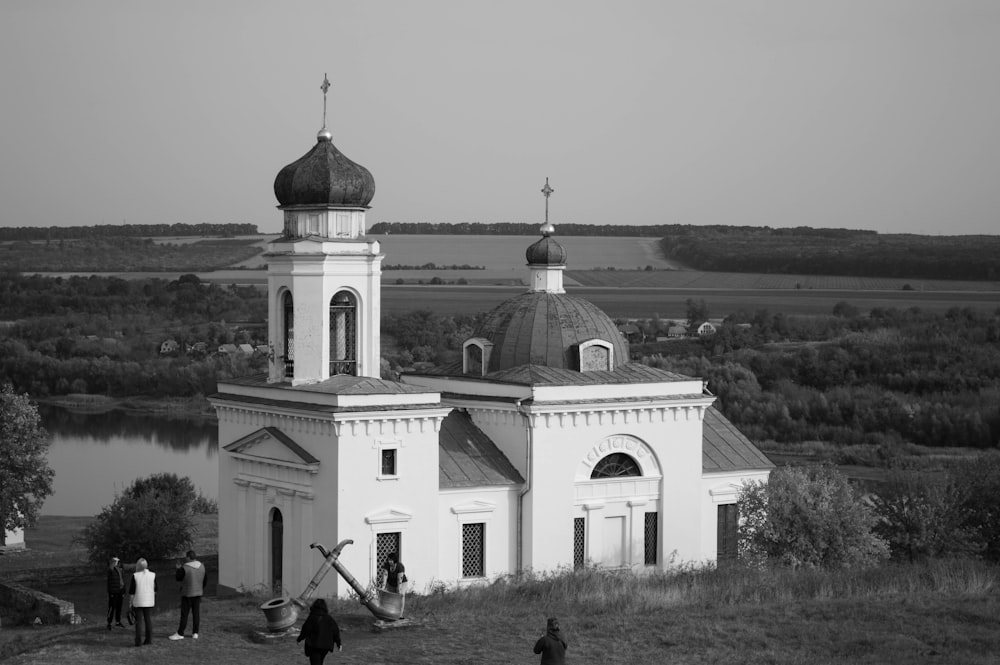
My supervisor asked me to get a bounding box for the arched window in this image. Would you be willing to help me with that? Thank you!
[282,292,294,378]
[269,507,283,594]
[590,453,641,479]
[330,291,358,376]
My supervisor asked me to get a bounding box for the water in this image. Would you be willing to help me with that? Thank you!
[38,405,218,516]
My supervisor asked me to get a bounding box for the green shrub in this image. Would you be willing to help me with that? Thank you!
[75,473,198,564]
[739,463,889,569]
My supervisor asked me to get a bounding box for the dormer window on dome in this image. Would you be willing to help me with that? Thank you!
[463,338,494,377]
[578,339,614,372]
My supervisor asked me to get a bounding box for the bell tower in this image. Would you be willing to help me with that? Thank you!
[265,75,382,385]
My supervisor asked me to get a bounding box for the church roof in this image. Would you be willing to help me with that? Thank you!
[702,407,774,473]
[439,411,524,488]
[223,373,429,395]
[412,360,689,386]
[471,291,629,373]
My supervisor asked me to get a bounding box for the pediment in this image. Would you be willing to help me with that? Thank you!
[223,427,319,466]
[364,507,413,525]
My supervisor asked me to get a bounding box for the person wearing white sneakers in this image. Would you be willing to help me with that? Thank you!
[168,550,207,641]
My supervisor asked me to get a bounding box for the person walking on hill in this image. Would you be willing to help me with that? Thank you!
[169,550,207,641]
[106,556,126,630]
[533,616,568,665]
[128,558,157,646]
[296,598,342,665]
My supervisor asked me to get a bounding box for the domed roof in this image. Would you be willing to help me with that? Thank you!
[472,292,629,373]
[525,224,567,266]
[274,131,375,208]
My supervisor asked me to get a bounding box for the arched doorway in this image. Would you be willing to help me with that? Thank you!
[269,507,283,594]
[575,436,662,569]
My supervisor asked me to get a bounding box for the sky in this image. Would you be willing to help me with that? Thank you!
[1,0,998,236]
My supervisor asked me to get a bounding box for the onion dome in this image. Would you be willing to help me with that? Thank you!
[525,223,567,266]
[273,131,375,208]
[472,292,629,372]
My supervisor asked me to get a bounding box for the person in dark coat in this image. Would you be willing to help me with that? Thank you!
[296,598,342,665]
[106,556,126,630]
[533,616,568,665]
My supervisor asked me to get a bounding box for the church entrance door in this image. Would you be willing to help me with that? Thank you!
[601,515,627,567]
[270,508,283,594]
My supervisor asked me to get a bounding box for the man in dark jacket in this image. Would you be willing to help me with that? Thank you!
[168,550,207,640]
[533,616,568,665]
[106,556,126,630]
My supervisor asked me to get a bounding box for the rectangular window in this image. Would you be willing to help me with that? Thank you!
[644,511,658,565]
[717,504,738,563]
[573,517,585,569]
[381,448,397,476]
[462,522,485,578]
[376,532,401,573]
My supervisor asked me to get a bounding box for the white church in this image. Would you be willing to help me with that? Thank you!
[211,108,773,598]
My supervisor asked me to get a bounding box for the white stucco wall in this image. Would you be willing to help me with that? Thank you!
[436,487,520,588]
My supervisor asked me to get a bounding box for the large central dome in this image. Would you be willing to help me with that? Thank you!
[472,293,628,374]
[273,131,375,208]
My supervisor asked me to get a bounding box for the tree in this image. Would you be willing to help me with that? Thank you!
[0,384,54,533]
[738,464,889,569]
[76,473,197,564]
[685,298,709,328]
[871,467,981,562]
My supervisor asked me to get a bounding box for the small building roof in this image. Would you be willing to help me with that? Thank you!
[439,411,524,488]
[702,407,774,473]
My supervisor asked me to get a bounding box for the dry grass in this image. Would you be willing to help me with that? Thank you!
[4,561,1000,664]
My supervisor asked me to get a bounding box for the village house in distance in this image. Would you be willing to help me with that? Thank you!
[210,88,773,598]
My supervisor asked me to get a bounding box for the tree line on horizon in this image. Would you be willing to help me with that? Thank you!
[0,222,257,242]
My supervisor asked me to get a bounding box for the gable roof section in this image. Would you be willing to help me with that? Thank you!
[439,411,524,488]
[223,426,319,465]
[702,407,774,473]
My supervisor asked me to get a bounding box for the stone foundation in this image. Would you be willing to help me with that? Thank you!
[0,582,76,626]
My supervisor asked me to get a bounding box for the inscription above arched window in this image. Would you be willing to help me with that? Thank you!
[590,453,641,479]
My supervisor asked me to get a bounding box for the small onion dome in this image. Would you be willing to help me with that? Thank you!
[472,292,628,372]
[525,225,567,266]
[273,132,375,208]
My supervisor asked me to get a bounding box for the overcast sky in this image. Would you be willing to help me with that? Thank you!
[2,1,998,235]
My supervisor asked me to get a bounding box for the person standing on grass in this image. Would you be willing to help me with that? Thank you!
[379,551,406,594]
[296,598,342,665]
[106,556,126,630]
[168,550,207,641]
[128,558,157,646]
[533,616,568,665]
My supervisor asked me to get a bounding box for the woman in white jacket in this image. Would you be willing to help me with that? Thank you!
[129,558,157,646]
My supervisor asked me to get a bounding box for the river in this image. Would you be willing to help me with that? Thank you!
[38,405,218,517]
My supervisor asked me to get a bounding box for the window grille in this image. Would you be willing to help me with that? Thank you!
[381,448,397,476]
[644,511,658,565]
[590,453,641,479]
[330,291,357,376]
[376,532,401,574]
[573,518,585,569]
[462,522,485,578]
[283,292,294,377]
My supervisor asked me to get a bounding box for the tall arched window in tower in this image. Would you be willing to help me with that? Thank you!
[330,290,358,376]
[282,291,294,379]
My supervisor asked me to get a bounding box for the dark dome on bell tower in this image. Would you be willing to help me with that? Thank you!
[273,130,375,208]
